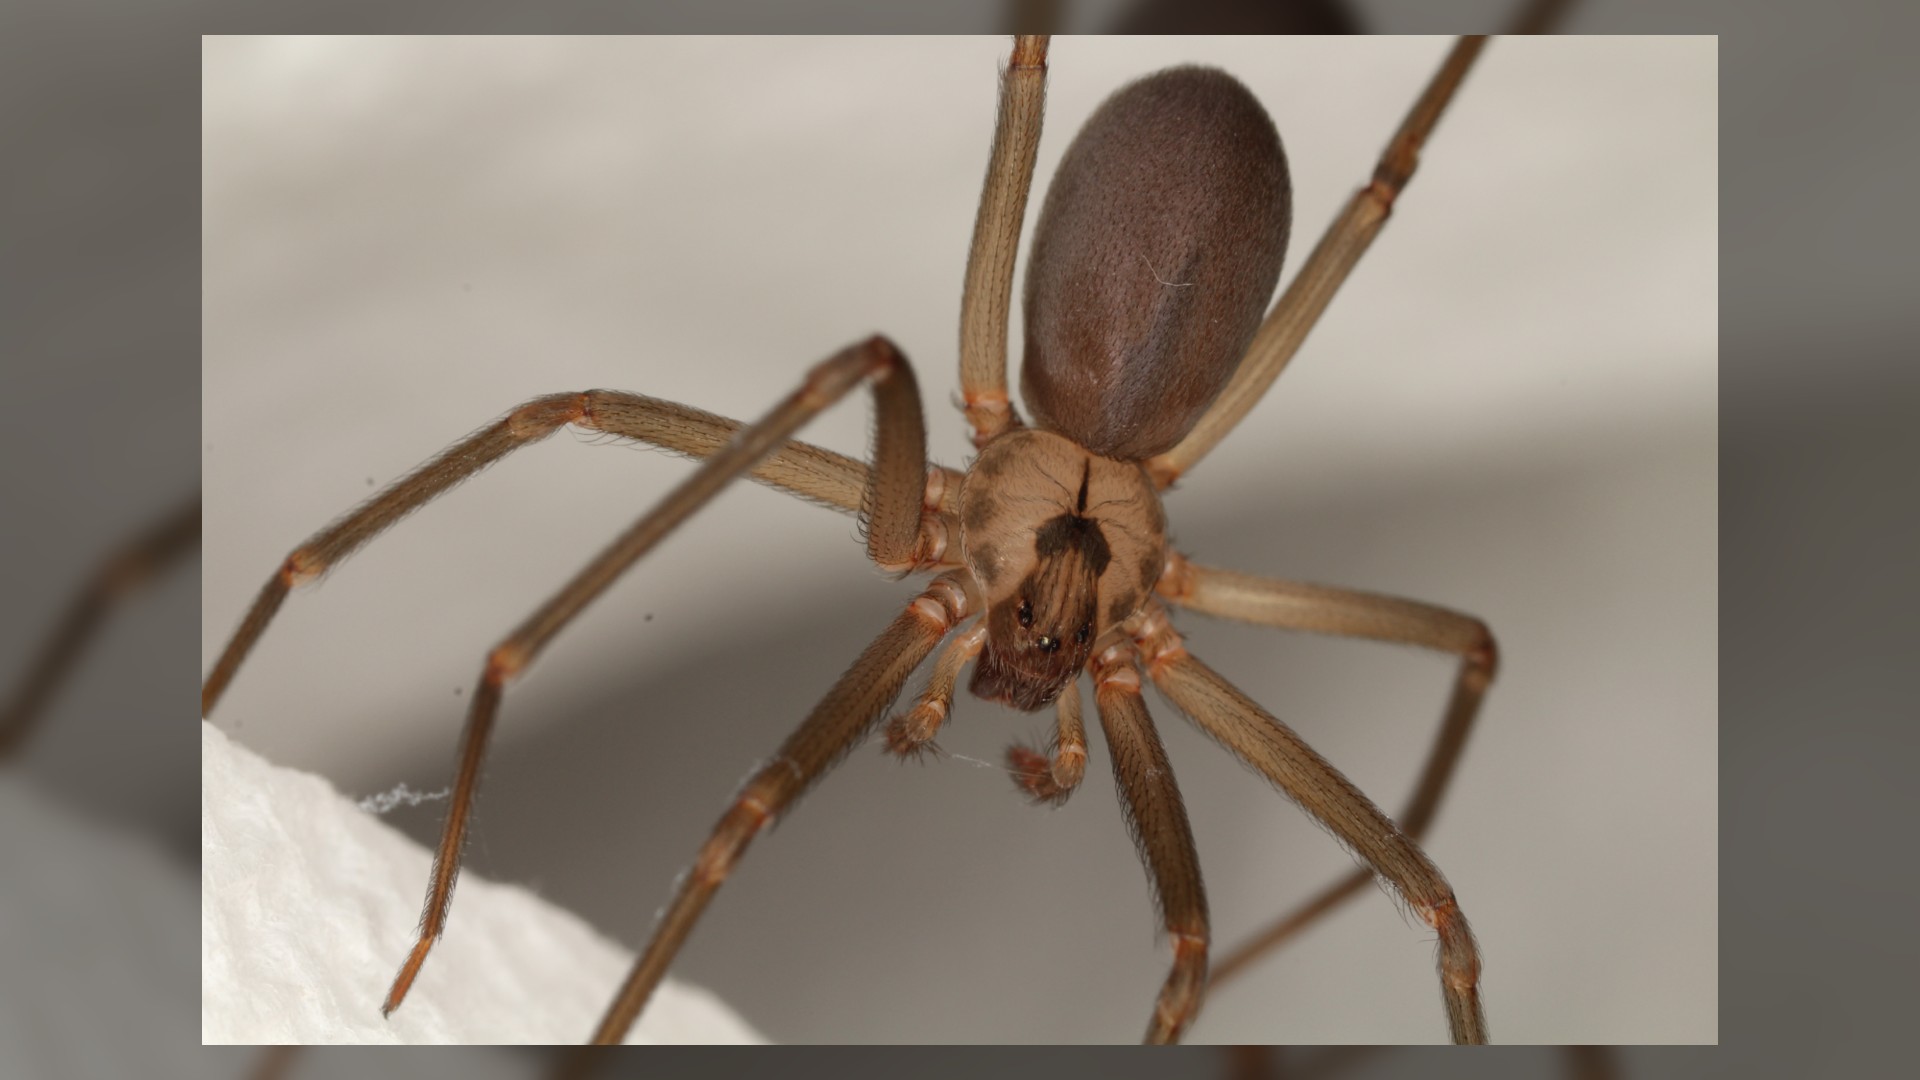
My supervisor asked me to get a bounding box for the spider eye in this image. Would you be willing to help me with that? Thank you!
[1075,623,1091,645]
[1017,599,1034,628]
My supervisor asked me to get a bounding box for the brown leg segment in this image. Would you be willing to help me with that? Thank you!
[244,1045,300,1080]
[1157,556,1496,986]
[1,494,200,758]
[590,572,974,1043]
[201,358,963,718]
[884,620,987,757]
[1000,0,1061,35]
[379,336,935,1019]
[1509,0,1579,35]
[1092,644,1209,1045]
[1006,673,1087,805]
[1229,1044,1610,1080]
[1566,1046,1619,1080]
[1134,604,1487,1044]
[202,391,584,718]
[1148,37,1490,487]
[958,35,1049,447]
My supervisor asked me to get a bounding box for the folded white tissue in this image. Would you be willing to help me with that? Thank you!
[201,722,764,1044]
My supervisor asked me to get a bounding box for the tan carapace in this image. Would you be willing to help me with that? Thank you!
[958,428,1166,711]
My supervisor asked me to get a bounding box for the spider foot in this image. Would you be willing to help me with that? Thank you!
[1006,741,1078,806]
[883,719,943,763]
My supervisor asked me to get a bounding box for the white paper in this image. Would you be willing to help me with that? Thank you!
[200,722,763,1045]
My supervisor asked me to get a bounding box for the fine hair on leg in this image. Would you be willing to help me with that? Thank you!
[1133,604,1487,1043]
[1156,554,1496,985]
[1091,643,1209,1044]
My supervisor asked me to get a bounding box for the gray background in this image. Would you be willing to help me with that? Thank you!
[201,37,1716,1045]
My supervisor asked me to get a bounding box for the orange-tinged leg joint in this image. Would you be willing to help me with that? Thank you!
[913,574,973,630]
[485,641,529,685]
[1009,35,1048,71]
[281,548,324,587]
[1146,930,1210,1044]
[693,791,777,887]
[1143,454,1182,491]
[1154,550,1196,602]
[1465,626,1500,689]
[873,513,954,576]
[963,390,1014,449]
[508,392,590,438]
[1126,603,1188,678]
[1423,894,1484,992]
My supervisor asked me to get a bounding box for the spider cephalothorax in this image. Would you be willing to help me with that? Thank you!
[959,428,1166,710]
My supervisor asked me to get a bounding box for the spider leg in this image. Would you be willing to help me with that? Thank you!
[589,571,974,1044]
[377,335,934,1019]
[1133,602,1488,1044]
[1006,673,1088,805]
[1,493,200,758]
[1092,641,1209,1044]
[1148,36,1489,487]
[959,35,1048,447]
[885,620,987,757]
[1225,1044,1611,1080]
[1156,554,1496,987]
[200,353,960,717]
[1227,1045,1385,1080]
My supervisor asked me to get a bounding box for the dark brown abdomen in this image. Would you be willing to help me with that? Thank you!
[1021,66,1291,462]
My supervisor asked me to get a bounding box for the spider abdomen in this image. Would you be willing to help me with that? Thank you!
[1022,65,1292,463]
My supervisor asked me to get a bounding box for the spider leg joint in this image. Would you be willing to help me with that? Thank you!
[485,642,530,684]
[281,548,325,587]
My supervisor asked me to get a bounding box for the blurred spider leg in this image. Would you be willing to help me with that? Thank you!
[1229,1044,1610,1080]
[1224,1044,1387,1080]
[1133,603,1488,1044]
[1000,0,1062,35]
[959,34,1048,447]
[1157,555,1496,986]
[1149,36,1490,487]
[1093,642,1209,1044]
[381,335,932,1017]
[1006,674,1086,804]
[1566,1046,1620,1080]
[1231,1044,1612,1080]
[1,493,199,759]
[591,571,975,1044]
[1509,0,1580,35]
[200,377,952,717]
[244,1045,299,1080]
[885,621,987,756]
[1226,1046,1274,1080]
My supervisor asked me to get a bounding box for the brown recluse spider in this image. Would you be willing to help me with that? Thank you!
[202,35,1511,1044]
